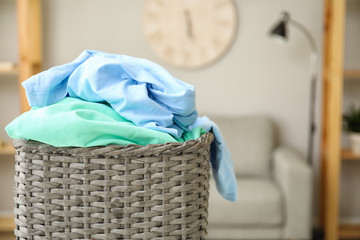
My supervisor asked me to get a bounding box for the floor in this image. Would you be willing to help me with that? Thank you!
[0,232,13,240]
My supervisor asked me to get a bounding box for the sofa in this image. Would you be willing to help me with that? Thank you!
[207,115,313,239]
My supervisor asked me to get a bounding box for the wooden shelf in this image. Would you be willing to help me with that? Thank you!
[0,142,15,156]
[0,0,41,237]
[0,216,14,232]
[0,62,18,75]
[339,224,360,239]
[342,149,360,161]
[344,69,360,79]
[321,0,346,239]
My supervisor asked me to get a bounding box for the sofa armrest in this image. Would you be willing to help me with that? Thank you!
[273,146,313,239]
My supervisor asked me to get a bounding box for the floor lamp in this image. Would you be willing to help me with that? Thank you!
[269,11,318,165]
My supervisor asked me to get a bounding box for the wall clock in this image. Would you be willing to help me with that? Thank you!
[143,0,237,69]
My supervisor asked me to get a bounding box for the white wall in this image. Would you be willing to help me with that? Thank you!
[1,0,331,224]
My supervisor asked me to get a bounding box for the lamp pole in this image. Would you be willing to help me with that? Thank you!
[270,11,318,165]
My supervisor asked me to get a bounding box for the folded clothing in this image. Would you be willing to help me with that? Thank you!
[6,97,205,147]
[12,50,238,202]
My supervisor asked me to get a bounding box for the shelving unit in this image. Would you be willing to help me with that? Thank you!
[0,62,18,75]
[0,64,17,155]
[0,217,15,232]
[0,0,42,235]
[339,224,360,239]
[321,0,360,239]
[342,149,360,161]
[344,69,360,79]
[0,143,16,156]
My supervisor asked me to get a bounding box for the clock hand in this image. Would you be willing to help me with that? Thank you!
[184,9,194,40]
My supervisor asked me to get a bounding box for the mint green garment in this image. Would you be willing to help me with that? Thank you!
[5,97,205,147]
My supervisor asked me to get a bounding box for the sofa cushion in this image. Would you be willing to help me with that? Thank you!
[208,178,284,227]
[211,115,275,177]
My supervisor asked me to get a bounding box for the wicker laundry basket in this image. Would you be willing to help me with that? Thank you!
[13,132,214,240]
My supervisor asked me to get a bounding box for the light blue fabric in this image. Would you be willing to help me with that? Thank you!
[23,50,196,138]
[191,116,237,201]
[21,50,237,202]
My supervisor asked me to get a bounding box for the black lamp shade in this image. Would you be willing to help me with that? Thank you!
[270,20,287,39]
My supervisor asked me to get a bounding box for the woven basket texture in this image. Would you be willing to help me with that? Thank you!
[13,132,214,240]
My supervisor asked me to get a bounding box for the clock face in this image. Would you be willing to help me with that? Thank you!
[143,0,237,69]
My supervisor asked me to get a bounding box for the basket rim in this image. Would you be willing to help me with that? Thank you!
[13,132,214,157]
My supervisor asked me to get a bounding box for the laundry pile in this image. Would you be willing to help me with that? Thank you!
[6,50,237,202]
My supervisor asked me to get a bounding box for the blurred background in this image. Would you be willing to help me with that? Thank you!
[0,0,359,239]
